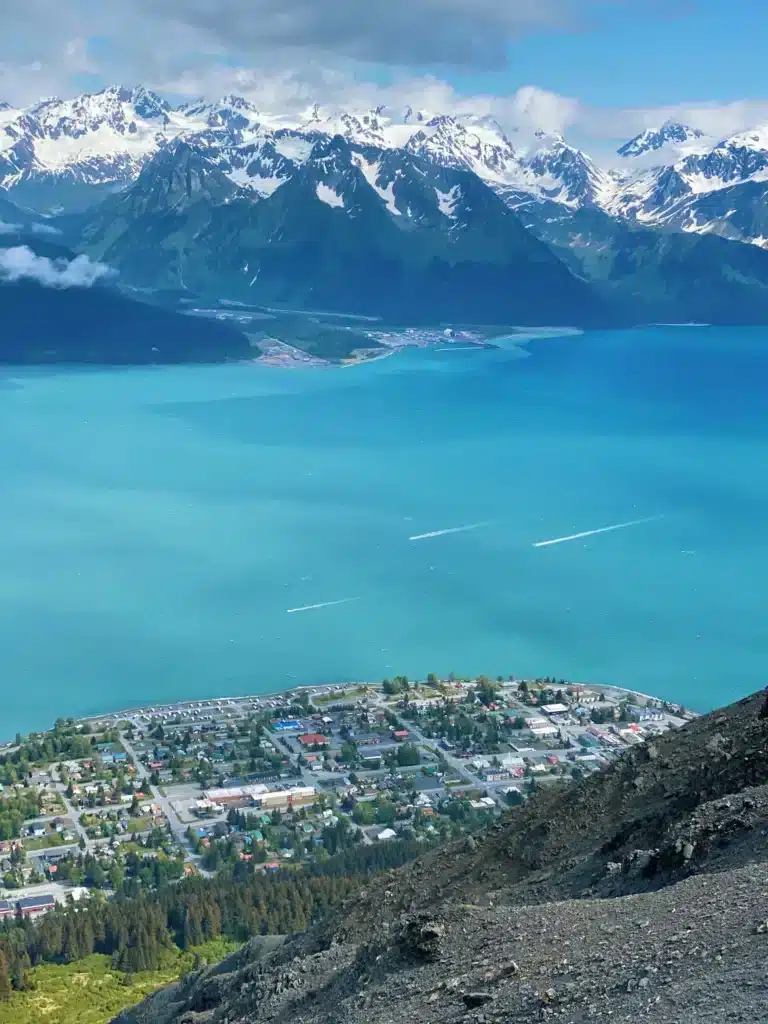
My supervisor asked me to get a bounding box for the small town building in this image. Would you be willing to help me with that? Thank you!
[298,733,329,747]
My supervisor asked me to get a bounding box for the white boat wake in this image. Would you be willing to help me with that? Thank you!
[533,516,661,548]
[286,597,360,614]
[409,522,490,542]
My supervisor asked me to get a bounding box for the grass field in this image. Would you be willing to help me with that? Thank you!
[0,938,240,1024]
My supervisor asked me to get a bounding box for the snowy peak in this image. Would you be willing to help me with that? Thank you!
[177,94,262,132]
[516,133,614,208]
[618,122,705,159]
[29,85,171,129]
[404,114,519,185]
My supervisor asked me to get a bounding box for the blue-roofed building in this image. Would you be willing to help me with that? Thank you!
[17,894,56,916]
[273,719,301,731]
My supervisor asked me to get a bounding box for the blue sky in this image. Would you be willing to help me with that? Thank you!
[2,0,767,151]
[450,0,768,108]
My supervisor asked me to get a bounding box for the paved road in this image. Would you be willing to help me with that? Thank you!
[401,718,477,784]
[0,879,83,903]
[119,731,194,855]
[59,791,93,849]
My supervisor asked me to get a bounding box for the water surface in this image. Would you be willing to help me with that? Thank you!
[1,326,766,735]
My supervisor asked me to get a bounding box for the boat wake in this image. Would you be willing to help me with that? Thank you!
[533,516,662,548]
[286,597,360,614]
[409,522,490,542]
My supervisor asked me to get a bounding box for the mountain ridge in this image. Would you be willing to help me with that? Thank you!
[73,134,607,325]
[4,85,768,247]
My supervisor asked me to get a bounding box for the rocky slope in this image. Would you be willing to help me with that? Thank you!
[517,204,768,324]
[115,689,768,1024]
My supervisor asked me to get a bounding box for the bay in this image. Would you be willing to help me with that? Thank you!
[1,325,766,736]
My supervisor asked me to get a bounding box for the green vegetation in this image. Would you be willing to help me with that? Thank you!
[0,791,43,841]
[0,719,121,786]
[255,315,382,362]
[0,940,239,1024]
[0,836,426,1002]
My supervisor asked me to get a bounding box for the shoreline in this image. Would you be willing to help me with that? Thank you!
[1,676,693,745]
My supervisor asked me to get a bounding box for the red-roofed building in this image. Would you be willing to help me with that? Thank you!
[298,733,329,747]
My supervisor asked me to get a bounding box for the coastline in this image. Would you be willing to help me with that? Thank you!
[240,323,587,370]
[0,676,693,745]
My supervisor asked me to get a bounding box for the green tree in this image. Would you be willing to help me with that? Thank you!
[396,744,420,767]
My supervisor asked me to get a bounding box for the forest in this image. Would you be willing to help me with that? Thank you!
[0,835,425,1000]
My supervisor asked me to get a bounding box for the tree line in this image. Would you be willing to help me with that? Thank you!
[0,835,425,1000]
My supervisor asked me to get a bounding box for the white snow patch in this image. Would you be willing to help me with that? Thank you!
[274,136,313,163]
[32,123,162,170]
[352,154,400,215]
[315,182,344,208]
[228,168,286,195]
[435,185,459,217]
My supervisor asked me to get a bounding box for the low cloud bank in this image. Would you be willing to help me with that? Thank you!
[0,220,62,236]
[0,245,115,288]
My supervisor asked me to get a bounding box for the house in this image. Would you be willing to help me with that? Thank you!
[570,688,600,704]
[541,703,570,716]
[26,822,47,838]
[499,754,526,770]
[524,717,559,739]
[578,733,601,749]
[298,733,329,747]
[392,729,410,742]
[17,895,56,917]
[351,734,381,746]
[377,827,397,841]
[627,704,664,723]
[256,787,316,810]
[469,796,496,810]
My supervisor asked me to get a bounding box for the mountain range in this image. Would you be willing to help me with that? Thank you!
[4,85,768,246]
[5,85,768,352]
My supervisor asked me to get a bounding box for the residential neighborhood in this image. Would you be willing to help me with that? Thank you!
[0,675,691,913]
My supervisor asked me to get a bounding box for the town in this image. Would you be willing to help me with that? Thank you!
[0,675,691,918]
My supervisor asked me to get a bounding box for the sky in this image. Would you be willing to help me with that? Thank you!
[2,0,768,153]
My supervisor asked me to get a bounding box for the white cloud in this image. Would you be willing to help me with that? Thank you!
[30,222,63,236]
[0,0,632,86]
[0,0,766,160]
[0,220,63,236]
[0,246,115,288]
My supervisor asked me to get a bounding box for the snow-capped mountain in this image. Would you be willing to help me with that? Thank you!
[0,86,595,214]
[617,122,706,159]
[4,85,768,248]
[0,85,195,211]
[75,131,604,326]
[605,121,768,240]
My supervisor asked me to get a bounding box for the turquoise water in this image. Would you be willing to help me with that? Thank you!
[1,326,767,736]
